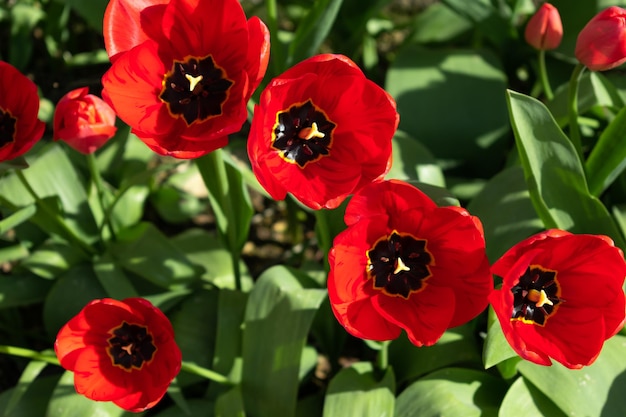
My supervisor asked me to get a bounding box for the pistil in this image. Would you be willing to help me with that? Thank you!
[298,122,325,140]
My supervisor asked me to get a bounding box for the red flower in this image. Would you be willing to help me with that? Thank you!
[0,61,45,162]
[327,180,492,346]
[101,0,270,158]
[54,298,182,412]
[575,6,626,71]
[53,87,117,154]
[489,229,626,369]
[524,3,563,50]
[247,54,398,210]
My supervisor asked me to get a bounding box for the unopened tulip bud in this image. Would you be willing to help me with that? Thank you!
[525,3,563,50]
[575,6,626,71]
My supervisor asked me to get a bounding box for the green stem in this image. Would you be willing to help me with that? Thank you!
[0,345,60,366]
[16,170,96,257]
[86,153,116,241]
[567,64,586,163]
[266,0,284,75]
[376,341,390,371]
[537,50,554,101]
[180,361,232,385]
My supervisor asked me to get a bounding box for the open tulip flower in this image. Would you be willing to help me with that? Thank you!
[489,229,626,369]
[247,54,398,210]
[327,180,492,346]
[53,87,117,154]
[575,6,626,71]
[54,298,182,412]
[101,0,270,158]
[0,61,45,162]
[524,3,563,51]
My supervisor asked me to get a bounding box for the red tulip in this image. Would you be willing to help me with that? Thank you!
[102,0,270,158]
[327,180,492,346]
[489,229,626,369]
[525,3,563,50]
[247,54,398,210]
[575,6,626,71]
[55,298,182,411]
[0,61,45,162]
[53,87,117,154]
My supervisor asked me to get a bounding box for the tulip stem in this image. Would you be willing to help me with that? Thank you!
[567,63,586,163]
[15,169,96,257]
[537,50,554,101]
[376,340,390,371]
[266,0,285,75]
[86,153,116,242]
[180,361,233,385]
[0,345,60,366]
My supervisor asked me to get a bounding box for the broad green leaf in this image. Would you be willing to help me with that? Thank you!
[287,0,344,66]
[0,374,60,417]
[0,205,36,235]
[323,362,395,417]
[46,371,135,417]
[3,360,48,416]
[155,399,213,417]
[499,377,567,417]
[483,307,518,370]
[518,335,626,417]
[241,266,326,417]
[389,323,482,385]
[42,264,107,339]
[0,274,52,309]
[109,222,202,289]
[386,47,509,177]
[387,131,445,187]
[506,90,626,249]
[0,244,29,264]
[93,255,138,299]
[8,3,44,70]
[410,3,471,44]
[170,289,218,387]
[20,241,85,280]
[54,0,107,33]
[467,165,543,262]
[394,368,507,417]
[586,105,626,196]
[215,386,245,417]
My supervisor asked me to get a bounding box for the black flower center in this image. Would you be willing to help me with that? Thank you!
[511,265,563,326]
[367,231,433,299]
[271,100,336,168]
[160,55,233,125]
[0,108,16,149]
[108,322,157,370]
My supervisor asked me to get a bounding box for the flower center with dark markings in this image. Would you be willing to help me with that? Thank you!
[108,322,156,370]
[160,55,233,125]
[367,231,433,299]
[271,100,336,167]
[0,109,16,148]
[511,265,563,326]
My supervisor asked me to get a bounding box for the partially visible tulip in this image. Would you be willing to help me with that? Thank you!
[525,3,563,50]
[53,87,117,154]
[575,6,626,71]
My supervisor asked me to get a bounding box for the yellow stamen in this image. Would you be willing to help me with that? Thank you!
[121,344,133,355]
[393,257,410,275]
[298,122,325,140]
[185,74,204,92]
[527,289,553,308]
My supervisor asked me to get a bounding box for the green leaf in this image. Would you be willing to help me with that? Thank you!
[518,335,626,417]
[394,368,507,417]
[0,205,36,235]
[109,223,201,289]
[3,360,48,416]
[323,362,395,417]
[8,3,44,70]
[387,131,445,187]
[20,241,85,280]
[499,377,567,417]
[389,323,482,385]
[586,105,626,196]
[155,399,214,417]
[0,375,60,417]
[241,266,326,417]
[410,3,471,44]
[93,255,138,299]
[287,0,344,66]
[215,386,246,417]
[467,165,543,262]
[483,307,518,370]
[506,90,626,249]
[386,47,509,176]
[0,274,52,309]
[54,0,107,33]
[47,371,134,417]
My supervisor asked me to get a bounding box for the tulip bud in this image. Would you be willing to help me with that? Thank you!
[575,6,626,71]
[524,3,563,50]
[53,87,117,154]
